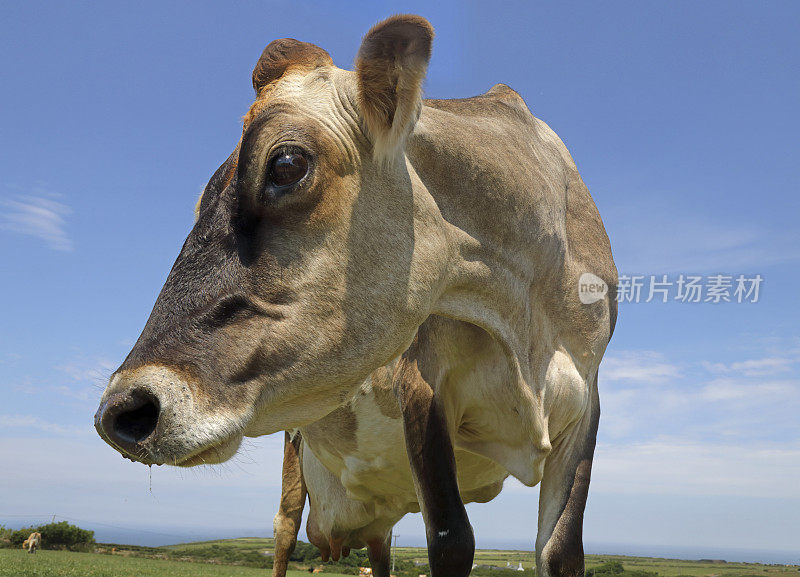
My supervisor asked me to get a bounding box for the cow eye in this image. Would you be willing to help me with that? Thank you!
[267,150,308,189]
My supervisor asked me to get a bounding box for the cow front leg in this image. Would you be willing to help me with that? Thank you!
[536,374,600,577]
[394,335,475,577]
[273,431,307,577]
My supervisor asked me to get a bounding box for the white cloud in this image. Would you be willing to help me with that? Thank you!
[0,192,73,251]
[499,436,800,499]
[51,358,117,403]
[58,358,116,383]
[602,351,680,383]
[592,438,800,499]
[700,377,797,401]
[604,197,800,273]
[598,348,800,449]
[703,356,795,377]
[50,384,102,403]
[0,414,88,436]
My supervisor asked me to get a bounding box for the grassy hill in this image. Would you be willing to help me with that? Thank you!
[1,537,797,577]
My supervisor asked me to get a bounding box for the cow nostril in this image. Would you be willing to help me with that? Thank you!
[112,394,159,444]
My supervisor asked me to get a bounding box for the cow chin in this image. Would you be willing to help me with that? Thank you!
[173,433,244,467]
[95,365,251,467]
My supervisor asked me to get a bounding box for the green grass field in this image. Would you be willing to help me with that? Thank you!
[2,541,797,577]
[0,548,354,577]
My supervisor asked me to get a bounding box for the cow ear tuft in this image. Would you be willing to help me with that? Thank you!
[355,14,434,163]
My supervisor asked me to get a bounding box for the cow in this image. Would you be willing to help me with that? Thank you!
[22,532,41,554]
[94,14,617,577]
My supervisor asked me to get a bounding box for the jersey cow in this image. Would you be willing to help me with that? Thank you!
[94,14,617,577]
[22,532,41,554]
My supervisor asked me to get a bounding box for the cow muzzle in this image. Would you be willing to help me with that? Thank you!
[94,365,244,466]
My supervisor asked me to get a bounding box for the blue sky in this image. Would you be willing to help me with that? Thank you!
[1,0,799,561]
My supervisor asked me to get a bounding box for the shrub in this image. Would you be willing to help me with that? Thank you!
[0,525,15,548]
[37,521,95,550]
[3,521,95,551]
[587,561,657,577]
[8,527,37,547]
[590,561,625,575]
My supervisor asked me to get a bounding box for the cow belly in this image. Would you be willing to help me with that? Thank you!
[307,444,507,533]
[339,452,419,517]
[336,448,507,508]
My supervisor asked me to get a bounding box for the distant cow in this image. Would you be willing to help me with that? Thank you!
[22,532,41,554]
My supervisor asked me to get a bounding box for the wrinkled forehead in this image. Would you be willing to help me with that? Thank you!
[243,67,363,149]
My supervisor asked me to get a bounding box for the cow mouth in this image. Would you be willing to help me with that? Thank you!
[173,433,244,467]
[99,424,244,468]
[108,432,244,467]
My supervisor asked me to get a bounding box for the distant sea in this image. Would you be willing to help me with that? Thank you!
[62,526,800,566]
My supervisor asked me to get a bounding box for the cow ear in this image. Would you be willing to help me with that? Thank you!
[355,15,434,162]
[252,38,333,95]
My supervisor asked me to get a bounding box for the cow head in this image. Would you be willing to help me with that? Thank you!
[95,15,449,466]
